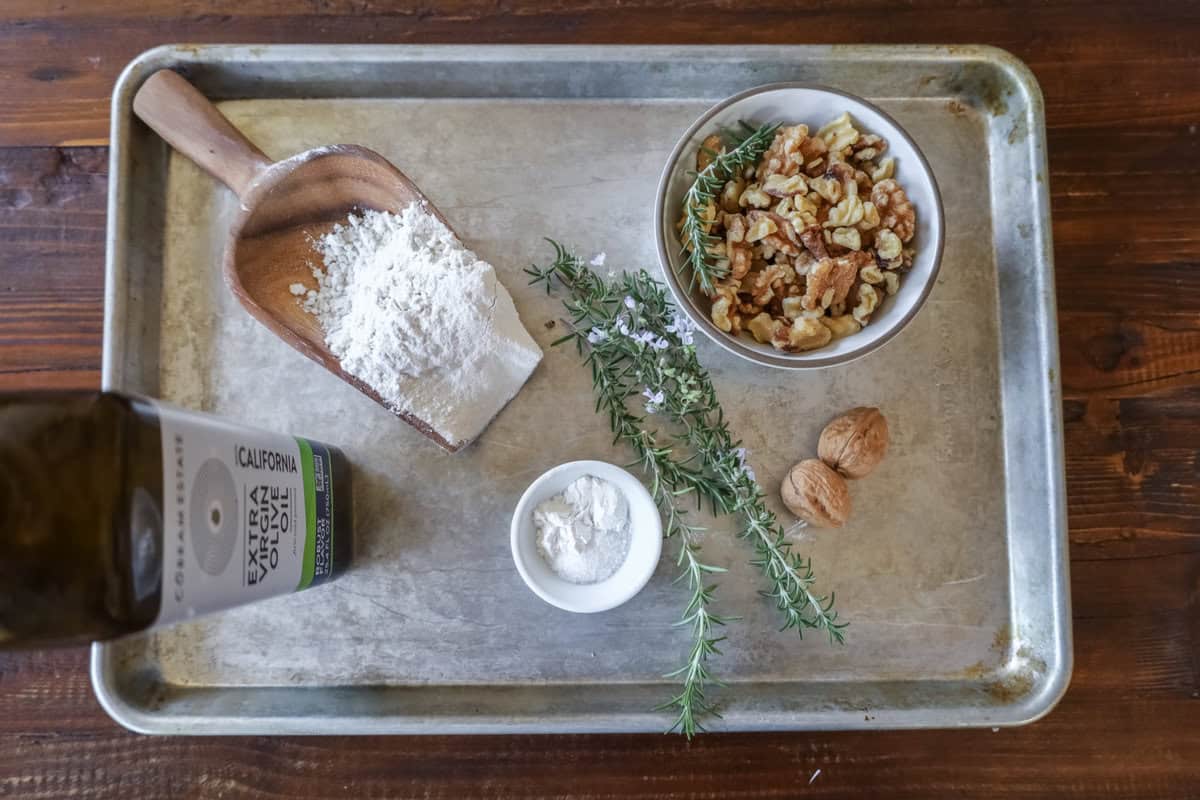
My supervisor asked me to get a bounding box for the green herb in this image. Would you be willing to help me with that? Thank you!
[527,242,844,736]
[528,243,730,736]
[678,121,778,296]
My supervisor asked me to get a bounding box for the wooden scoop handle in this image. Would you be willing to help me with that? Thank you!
[132,69,272,198]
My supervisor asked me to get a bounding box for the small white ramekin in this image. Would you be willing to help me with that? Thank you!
[510,460,662,614]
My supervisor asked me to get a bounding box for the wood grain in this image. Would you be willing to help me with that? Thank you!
[1065,393,1200,560]
[0,1,1199,797]
[0,0,1198,146]
[1,652,1198,799]
[0,147,105,389]
[131,69,272,197]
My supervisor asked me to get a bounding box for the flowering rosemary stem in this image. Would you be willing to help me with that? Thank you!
[526,241,845,736]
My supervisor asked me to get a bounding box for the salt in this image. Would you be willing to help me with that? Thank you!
[533,475,631,584]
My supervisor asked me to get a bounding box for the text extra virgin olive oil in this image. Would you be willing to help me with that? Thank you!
[0,392,352,648]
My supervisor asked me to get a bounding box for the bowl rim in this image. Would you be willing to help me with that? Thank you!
[509,459,663,614]
[654,81,946,370]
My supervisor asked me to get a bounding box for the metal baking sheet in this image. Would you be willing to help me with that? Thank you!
[95,44,1070,734]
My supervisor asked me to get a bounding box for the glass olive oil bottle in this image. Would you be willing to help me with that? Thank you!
[0,392,352,649]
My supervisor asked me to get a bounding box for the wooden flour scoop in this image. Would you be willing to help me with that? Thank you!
[133,69,461,450]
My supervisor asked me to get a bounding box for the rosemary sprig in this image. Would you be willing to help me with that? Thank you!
[528,242,845,735]
[601,380,731,737]
[529,242,731,737]
[683,416,845,641]
[678,121,779,296]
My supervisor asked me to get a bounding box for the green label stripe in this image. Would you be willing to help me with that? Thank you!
[326,443,335,585]
[295,437,336,591]
[297,437,317,590]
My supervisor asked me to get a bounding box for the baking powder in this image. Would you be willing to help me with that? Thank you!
[302,205,542,447]
[533,475,632,584]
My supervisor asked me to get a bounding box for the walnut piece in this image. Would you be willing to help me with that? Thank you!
[859,264,884,285]
[871,179,916,242]
[858,201,881,231]
[825,161,859,198]
[710,295,735,332]
[724,213,747,244]
[720,178,746,213]
[758,124,809,178]
[799,135,828,168]
[851,133,887,163]
[739,184,772,209]
[820,314,861,339]
[817,112,860,155]
[747,211,802,256]
[818,407,890,479]
[808,175,842,204]
[883,271,900,296]
[832,227,862,251]
[772,317,832,352]
[874,228,902,261]
[870,157,895,183]
[696,134,723,171]
[804,252,870,311]
[748,264,787,307]
[781,459,851,528]
[825,194,864,228]
[798,224,829,260]
[763,173,808,197]
[746,215,778,243]
[746,312,780,344]
[851,283,880,324]
[789,194,820,227]
[793,251,817,276]
[728,243,752,280]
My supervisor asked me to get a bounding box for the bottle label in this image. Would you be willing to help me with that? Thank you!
[154,401,337,627]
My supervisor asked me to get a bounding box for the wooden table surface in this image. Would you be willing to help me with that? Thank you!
[1,2,1198,797]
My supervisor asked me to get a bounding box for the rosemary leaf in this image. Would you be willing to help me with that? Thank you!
[677,122,778,296]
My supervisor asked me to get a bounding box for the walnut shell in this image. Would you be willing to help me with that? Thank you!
[818,407,889,479]
[781,459,851,528]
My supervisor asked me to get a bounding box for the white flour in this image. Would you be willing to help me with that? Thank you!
[303,205,542,447]
[533,475,632,584]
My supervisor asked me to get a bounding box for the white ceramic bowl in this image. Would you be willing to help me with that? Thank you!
[656,83,945,369]
[510,460,662,614]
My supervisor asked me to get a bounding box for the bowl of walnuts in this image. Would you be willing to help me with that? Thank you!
[655,83,944,369]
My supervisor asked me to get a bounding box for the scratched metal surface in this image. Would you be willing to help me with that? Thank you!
[94,45,1069,733]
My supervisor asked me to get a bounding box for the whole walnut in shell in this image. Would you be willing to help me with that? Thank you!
[781,459,851,528]
[818,407,889,479]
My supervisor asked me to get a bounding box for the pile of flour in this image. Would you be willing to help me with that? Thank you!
[300,204,542,448]
[533,475,632,584]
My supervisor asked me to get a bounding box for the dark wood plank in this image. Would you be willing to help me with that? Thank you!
[1059,314,1200,399]
[1049,122,1200,311]
[1065,393,1200,560]
[0,0,1198,146]
[0,677,1197,798]
[0,146,106,389]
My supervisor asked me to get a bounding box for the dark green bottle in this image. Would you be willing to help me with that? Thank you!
[0,391,352,648]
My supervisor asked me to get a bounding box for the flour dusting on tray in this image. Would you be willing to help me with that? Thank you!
[302,205,542,450]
